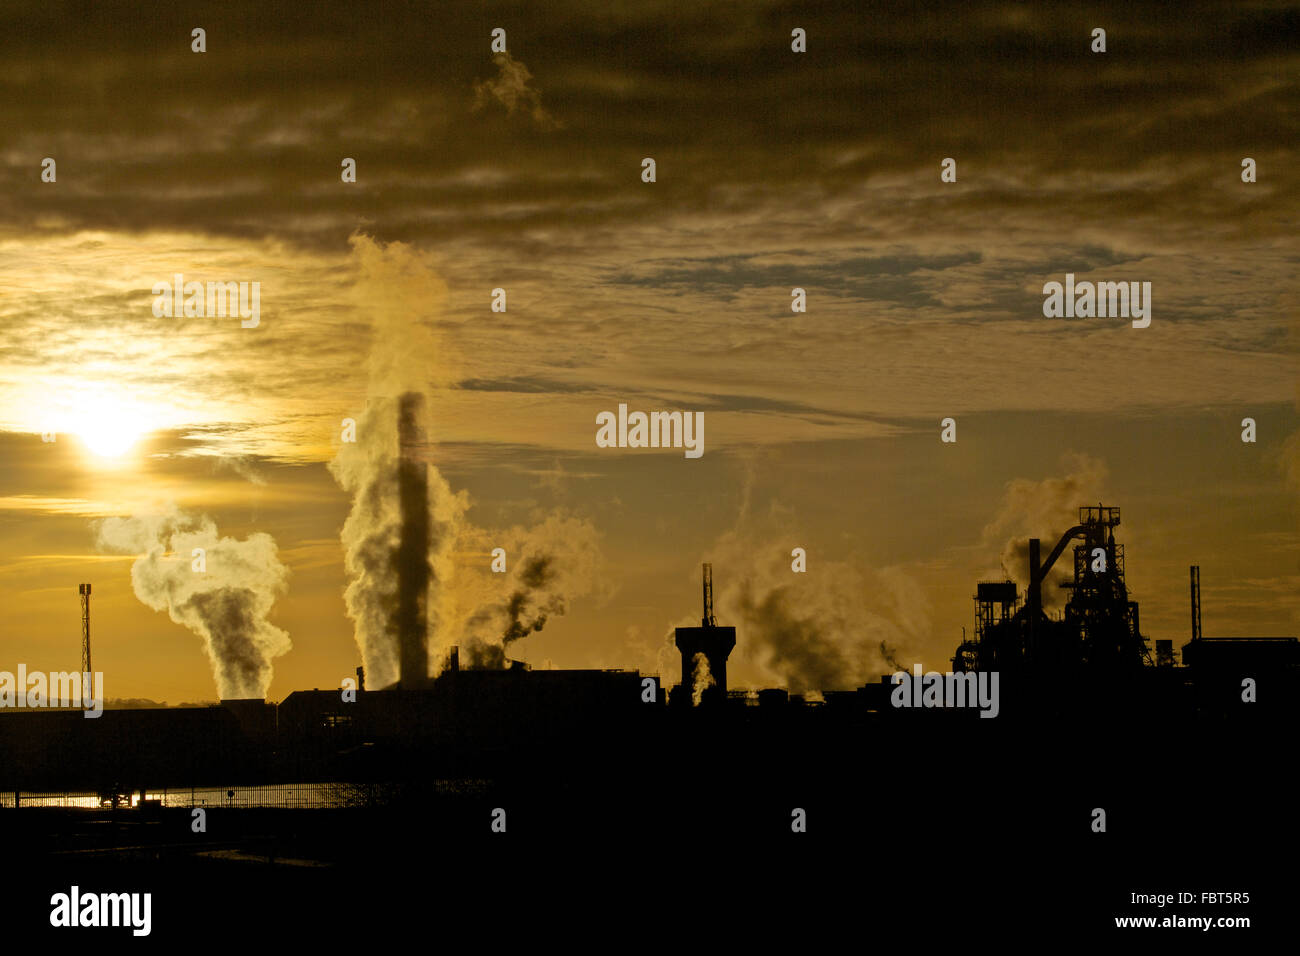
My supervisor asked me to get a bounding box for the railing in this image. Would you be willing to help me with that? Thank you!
[1,778,493,809]
[1,782,387,809]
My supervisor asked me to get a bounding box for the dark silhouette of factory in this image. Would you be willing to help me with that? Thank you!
[944,505,1300,716]
[2,502,1297,800]
[4,498,1297,940]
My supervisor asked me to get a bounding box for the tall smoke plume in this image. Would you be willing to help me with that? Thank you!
[329,236,465,689]
[332,236,606,681]
[97,505,290,699]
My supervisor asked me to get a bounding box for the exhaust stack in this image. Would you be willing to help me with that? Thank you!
[397,392,430,688]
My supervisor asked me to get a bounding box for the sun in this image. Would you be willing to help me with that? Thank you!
[75,404,148,459]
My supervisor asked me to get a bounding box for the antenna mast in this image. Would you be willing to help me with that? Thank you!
[701,563,716,627]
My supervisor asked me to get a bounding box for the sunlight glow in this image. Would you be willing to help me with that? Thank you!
[70,398,154,460]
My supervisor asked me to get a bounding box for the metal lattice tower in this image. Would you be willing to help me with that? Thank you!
[78,583,91,675]
[1062,505,1149,668]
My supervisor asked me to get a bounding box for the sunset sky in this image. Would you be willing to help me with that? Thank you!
[0,1,1296,703]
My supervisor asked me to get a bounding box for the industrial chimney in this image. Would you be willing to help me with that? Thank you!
[675,563,736,706]
[397,392,430,689]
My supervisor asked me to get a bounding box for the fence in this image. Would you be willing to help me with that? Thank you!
[0,782,381,809]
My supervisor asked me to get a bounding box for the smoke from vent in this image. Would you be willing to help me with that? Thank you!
[729,570,918,693]
[464,554,561,668]
[459,517,603,669]
[97,506,290,699]
[641,461,923,692]
[879,640,906,673]
[690,652,714,706]
[683,537,922,693]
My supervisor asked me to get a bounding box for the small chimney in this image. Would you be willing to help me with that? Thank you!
[449,645,459,672]
[356,665,365,691]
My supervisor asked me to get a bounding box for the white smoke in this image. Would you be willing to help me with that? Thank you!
[329,235,467,689]
[331,236,602,683]
[454,514,604,669]
[690,652,714,706]
[97,504,290,699]
[691,467,928,692]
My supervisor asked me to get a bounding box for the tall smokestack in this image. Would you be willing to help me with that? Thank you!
[397,391,430,688]
[1190,564,1202,641]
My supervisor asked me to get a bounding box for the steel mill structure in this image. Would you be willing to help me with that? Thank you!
[952,505,1150,676]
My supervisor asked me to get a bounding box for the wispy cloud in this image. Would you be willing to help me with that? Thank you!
[473,52,559,129]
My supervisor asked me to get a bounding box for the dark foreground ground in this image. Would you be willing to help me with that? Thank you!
[0,717,1286,944]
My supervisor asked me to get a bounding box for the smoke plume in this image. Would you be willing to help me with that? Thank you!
[728,563,923,693]
[980,453,1108,611]
[97,505,290,699]
[332,236,604,682]
[458,515,603,668]
[690,652,714,706]
[329,236,467,689]
[695,477,926,692]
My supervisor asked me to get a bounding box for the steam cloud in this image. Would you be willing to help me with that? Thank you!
[97,506,290,699]
[464,555,560,668]
[690,652,714,706]
[331,236,600,683]
[459,516,603,669]
[686,471,926,693]
[329,236,465,689]
[728,563,923,693]
[981,453,1109,611]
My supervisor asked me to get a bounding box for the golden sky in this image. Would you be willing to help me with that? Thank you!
[0,1,1296,702]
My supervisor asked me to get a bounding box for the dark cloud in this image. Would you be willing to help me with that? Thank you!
[456,376,594,394]
[607,251,982,302]
[0,1,1293,250]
